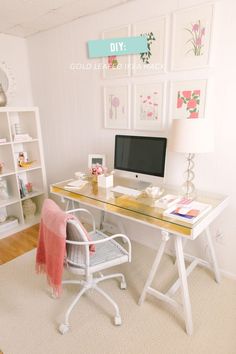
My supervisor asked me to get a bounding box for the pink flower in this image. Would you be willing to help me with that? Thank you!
[147,112,153,117]
[193,90,200,96]
[201,28,205,36]
[182,91,191,99]
[192,23,199,32]
[177,97,184,108]
[112,97,120,107]
[187,99,197,109]
[147,96,151,99]
[188,111,199,119]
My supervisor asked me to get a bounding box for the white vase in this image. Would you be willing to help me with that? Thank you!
[22,198,36,221]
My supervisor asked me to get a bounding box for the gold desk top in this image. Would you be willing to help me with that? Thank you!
[50,179,228,239]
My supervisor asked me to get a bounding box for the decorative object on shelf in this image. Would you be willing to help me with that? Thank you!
[0,178,9,199]
[25,182,33,193]
[132,16,167,75]
[15,151,35,168]
[13,123,33,142]
[171,4,214,70]
[170,79,207,119]
[0,84,7,107]
[0,61,16,104]
[0,161,4,174]
[102,25,131,79]
[169,118,214,198]
[88,154,106,169]
[0,207,7,223]
[22,198,36,221]
[18,176,27,198]
[134,82,166,131]
[103,85,130,129]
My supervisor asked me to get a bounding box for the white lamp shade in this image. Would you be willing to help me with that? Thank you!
[169,118,214,153]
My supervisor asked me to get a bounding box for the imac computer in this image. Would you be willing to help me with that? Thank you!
[114,135,167,189]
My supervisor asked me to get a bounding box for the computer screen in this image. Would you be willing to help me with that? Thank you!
[114,135,167,178]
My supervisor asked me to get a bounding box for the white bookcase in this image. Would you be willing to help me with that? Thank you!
[0,107,47,239]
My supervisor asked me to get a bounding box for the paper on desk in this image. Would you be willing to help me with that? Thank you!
[65,180,88,189]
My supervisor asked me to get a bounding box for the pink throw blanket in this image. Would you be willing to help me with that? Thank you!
[36,199,95,297]
[36,199,75,296]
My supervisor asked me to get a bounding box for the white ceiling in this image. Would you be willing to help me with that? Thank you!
[0,0,133,38]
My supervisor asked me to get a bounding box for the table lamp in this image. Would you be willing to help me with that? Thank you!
[169,118,214,198]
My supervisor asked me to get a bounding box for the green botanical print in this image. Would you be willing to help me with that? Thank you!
[140,32,156,64]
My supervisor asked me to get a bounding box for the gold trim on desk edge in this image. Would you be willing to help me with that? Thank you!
[51,186,192,237]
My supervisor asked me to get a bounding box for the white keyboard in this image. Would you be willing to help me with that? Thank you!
[111,185,141,197]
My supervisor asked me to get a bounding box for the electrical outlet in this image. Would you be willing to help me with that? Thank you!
[215,229,224,245]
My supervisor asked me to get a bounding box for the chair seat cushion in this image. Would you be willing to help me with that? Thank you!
[67,230,128,271]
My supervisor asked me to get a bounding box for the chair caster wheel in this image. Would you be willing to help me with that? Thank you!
[59,323,69,334]
[114,315,122,326]
[120,281,127,290]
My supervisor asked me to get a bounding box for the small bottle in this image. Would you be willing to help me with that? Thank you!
[0,84,7,107]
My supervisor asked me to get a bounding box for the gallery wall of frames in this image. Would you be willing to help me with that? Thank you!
[101,3,214,131]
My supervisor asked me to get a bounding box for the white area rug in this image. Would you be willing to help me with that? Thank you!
[0,241,236,354]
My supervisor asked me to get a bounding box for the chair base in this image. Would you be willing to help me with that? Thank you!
[58,272,126,334]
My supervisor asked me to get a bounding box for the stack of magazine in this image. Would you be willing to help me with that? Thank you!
[163,198,212,224]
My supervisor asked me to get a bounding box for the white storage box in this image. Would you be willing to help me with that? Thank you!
[97,174,113,188]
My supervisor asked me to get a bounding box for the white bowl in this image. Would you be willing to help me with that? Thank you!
[145,186,163,199]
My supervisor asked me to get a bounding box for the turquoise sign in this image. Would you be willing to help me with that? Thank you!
[88,36,148,58]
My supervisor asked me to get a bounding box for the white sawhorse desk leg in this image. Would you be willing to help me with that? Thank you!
[139,231,193,336]
[139,231,169,306]
[175,235,193,336]
[205,226,221,283]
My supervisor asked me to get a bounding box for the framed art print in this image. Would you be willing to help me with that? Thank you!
[102,25,131,79]
[134,82,165,130]
[88,154,106,168]
[132,16,167,75]
[171,4,214,70]
[170,79,207,119]
[103,85,130,129]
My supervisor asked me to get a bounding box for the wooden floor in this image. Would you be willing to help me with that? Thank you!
[0,225,39,265]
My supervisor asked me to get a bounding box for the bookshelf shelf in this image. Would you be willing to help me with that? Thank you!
[0,107,47,239]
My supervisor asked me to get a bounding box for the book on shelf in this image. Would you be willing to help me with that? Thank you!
[154,194,182,209]
[163,200,212,224]
[14,134,32,142]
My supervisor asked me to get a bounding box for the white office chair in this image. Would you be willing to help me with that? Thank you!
[58,208,132,334]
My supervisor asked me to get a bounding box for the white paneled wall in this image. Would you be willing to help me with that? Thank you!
[28,0,236,277]
[0,34,33,106]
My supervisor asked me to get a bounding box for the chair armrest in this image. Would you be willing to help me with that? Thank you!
[66,208,96,233]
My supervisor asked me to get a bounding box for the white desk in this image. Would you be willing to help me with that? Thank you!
[50,178,229,335]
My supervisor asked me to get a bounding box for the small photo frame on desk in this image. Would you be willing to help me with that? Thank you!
[88,154,106,168]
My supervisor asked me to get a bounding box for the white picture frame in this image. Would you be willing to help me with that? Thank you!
[132,16,167,75]
[88,154,106,168]
[103,84,130,129]
[133,82,166,131]
[170,79,207,119]
[101,25,131,79]
[171,4,214,71]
